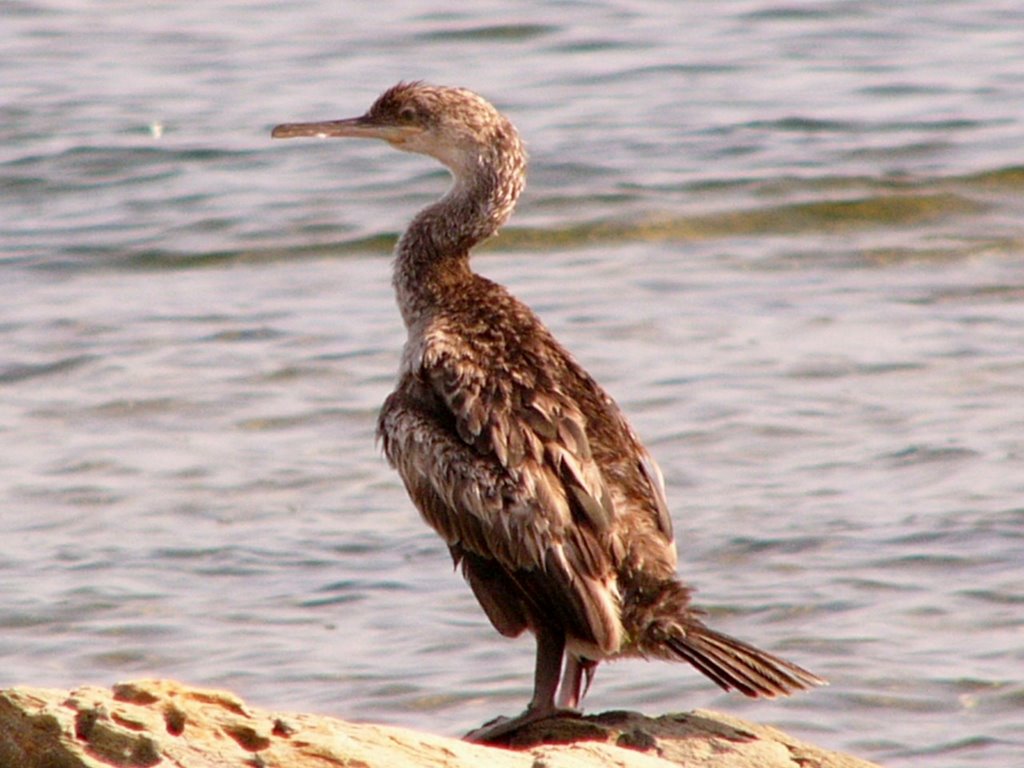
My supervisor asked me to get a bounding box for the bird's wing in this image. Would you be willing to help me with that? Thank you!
[637,442,674,542]
[380,331,623,652]
[422,333,616,553]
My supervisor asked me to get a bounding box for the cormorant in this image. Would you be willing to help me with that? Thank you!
[272,82,824,741]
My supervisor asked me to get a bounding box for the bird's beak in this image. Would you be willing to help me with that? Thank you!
[271,115,422,145]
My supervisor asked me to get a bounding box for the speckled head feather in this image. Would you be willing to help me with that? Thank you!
[273,83,528,326]
[373,83,527,243]
[352,83,529,325]
[366,82,515,145]
[272,81,526,199]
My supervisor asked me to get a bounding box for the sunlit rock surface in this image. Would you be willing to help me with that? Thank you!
[0,679,881,768]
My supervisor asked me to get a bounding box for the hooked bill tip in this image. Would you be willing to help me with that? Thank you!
[271,123,311,139]
[271,121,348,139]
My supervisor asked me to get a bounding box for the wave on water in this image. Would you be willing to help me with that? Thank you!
[21,163,1018,273]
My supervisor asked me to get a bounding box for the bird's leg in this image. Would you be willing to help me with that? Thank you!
[556,656,598,710]
[465,626,573,743]
[526,623,565,715]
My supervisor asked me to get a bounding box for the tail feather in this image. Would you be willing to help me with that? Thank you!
[664,634,750,694]
[623,577,825,698]
[665,623,825,698]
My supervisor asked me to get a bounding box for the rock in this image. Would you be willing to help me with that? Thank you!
[0,679,880,768]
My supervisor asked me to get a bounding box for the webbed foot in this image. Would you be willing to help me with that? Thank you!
[464,706,581,743]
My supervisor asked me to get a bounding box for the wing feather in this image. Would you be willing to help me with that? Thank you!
[421,334,616,546]
[380,328,624,653]
[638,447,674,542]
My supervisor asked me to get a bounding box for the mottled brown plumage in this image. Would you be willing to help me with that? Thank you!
[272,82,824,741]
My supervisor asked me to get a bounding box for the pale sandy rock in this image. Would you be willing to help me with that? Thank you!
[0,679,880,768]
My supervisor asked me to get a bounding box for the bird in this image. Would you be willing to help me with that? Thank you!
[272,82,825,742]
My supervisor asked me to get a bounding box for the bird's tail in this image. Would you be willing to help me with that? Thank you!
[662,621,825,698]
[625,579,825,698]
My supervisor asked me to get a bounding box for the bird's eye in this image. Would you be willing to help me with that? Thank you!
[398,107,417,123]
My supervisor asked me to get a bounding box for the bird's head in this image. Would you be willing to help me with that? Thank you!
[272,82,523,177]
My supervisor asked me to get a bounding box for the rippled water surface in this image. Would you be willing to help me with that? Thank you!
[3,2,1023,765]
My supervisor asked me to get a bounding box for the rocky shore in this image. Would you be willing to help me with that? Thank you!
[0,679,880,768]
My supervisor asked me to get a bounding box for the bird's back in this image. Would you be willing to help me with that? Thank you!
[381,271,680,654]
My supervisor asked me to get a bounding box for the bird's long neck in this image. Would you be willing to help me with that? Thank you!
[393,140,526,329]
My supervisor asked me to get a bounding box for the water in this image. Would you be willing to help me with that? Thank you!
[2,2,1023,765]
